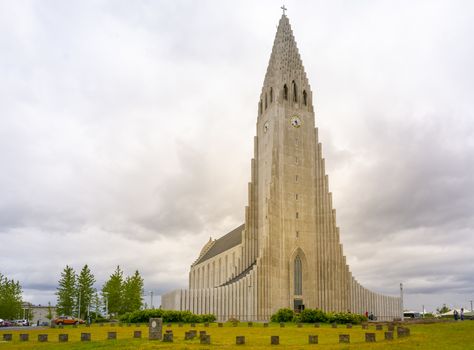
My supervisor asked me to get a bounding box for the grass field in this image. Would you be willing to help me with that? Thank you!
[1,321,473,349]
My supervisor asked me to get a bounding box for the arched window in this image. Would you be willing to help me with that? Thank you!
[283,84,288,100]
[303,90,307,106]
[270,87,273,102]
[265,93,267,109]
[294,255,302,295]
[292,80,297,102]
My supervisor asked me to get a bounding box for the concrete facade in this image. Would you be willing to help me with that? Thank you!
[162,14,401,321]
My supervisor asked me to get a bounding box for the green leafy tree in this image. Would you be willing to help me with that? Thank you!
[122,270,144,313]
[102,266,124,317]
[46,302,53,320]
[76,264,96,319]
[0,272,23,319]
[56,265,77,316]
[437,304,451,314]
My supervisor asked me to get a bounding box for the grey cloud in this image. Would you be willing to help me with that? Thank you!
[0,0,473,312]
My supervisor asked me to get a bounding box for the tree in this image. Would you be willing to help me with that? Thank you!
[46,302,53,320]
[102,266,123,317]
[0,272,23,319]
[76,264,96,319]
[437,304,451,314]
[122,270,144,313]
[56,265,76,316]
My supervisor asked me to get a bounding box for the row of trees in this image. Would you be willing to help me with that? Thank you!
[0,272,23,319]
[56,265,144,319]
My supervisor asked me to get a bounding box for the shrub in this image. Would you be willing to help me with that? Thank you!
[270,308,295,322]
[299,308,328,323]
[270,308,367,324]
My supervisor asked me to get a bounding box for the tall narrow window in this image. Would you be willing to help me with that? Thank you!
[283,84,288,100]
[303,90,307,106]
[265,93,268,109]
[292,80,297,102]
[270,87,273,102]
[294,256,302,295]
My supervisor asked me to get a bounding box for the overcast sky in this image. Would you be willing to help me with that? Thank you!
[1,0,473,313]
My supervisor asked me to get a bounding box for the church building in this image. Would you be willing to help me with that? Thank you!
[162,13,402,321]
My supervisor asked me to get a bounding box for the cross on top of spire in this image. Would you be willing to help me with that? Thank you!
[281,5,287,15]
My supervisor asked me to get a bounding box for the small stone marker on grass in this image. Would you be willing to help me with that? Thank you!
[346,323,352,329]
[362,323,368,329]
[163,333,173,342]
[38,334,48,342]
[184,331,194,340]
[236,335,245,345]
[280,322,285,328]
[2,334,12,341]
[308,335,318,344]
[148,318,163,340]
[365,333,376,342]
[20,334,29,341]
[200,334,211,344]
[388,323,395,331]
[271,335,279,345]
[204,322,209,327]
[385,331,394,340]
[134,330,142,338]
[397,327,410,337]
[264,322,269,327]
[58,334,68,342]
[376,324,383,330]
[81,333,91,341]
[191,323,196,327]
[248,321,253,327]
[108,332,117,340]
[218,322,223,327]
[233,321,238,327]
[314,323,320,328]
[339,334,350,343]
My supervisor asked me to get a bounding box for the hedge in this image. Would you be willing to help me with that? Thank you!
[119,309,216,323]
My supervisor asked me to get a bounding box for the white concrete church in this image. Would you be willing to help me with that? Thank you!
[162,13,402,321]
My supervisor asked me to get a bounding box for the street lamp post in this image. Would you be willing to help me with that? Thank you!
[400,283,404,321]
[103,292,109,319]
[150,291,154,309]
[77,293,81,319]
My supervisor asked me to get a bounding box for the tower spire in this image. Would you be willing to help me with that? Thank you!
[260,13,312,112]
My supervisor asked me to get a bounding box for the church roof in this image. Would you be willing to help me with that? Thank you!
[193,224,244,266]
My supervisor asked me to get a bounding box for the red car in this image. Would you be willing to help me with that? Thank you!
[53,316,85,325]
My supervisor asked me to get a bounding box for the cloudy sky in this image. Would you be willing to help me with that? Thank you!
[1,0,473,313]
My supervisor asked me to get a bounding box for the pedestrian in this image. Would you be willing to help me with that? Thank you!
[460,308,464,321]
[454,309,459,321]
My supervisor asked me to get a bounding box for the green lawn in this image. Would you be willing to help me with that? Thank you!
[0,321,473,349]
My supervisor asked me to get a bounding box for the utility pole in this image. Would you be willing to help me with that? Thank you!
[400,283,404,321]
[470,300,473,312]
[150,291,154,309]
[77,292,81,319]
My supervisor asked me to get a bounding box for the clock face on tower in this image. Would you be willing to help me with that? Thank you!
[290,116,302,128]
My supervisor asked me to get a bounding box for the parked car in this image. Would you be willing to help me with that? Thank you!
[53,316,84,325]
[0,319,14,327]
[14,319,30,326]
